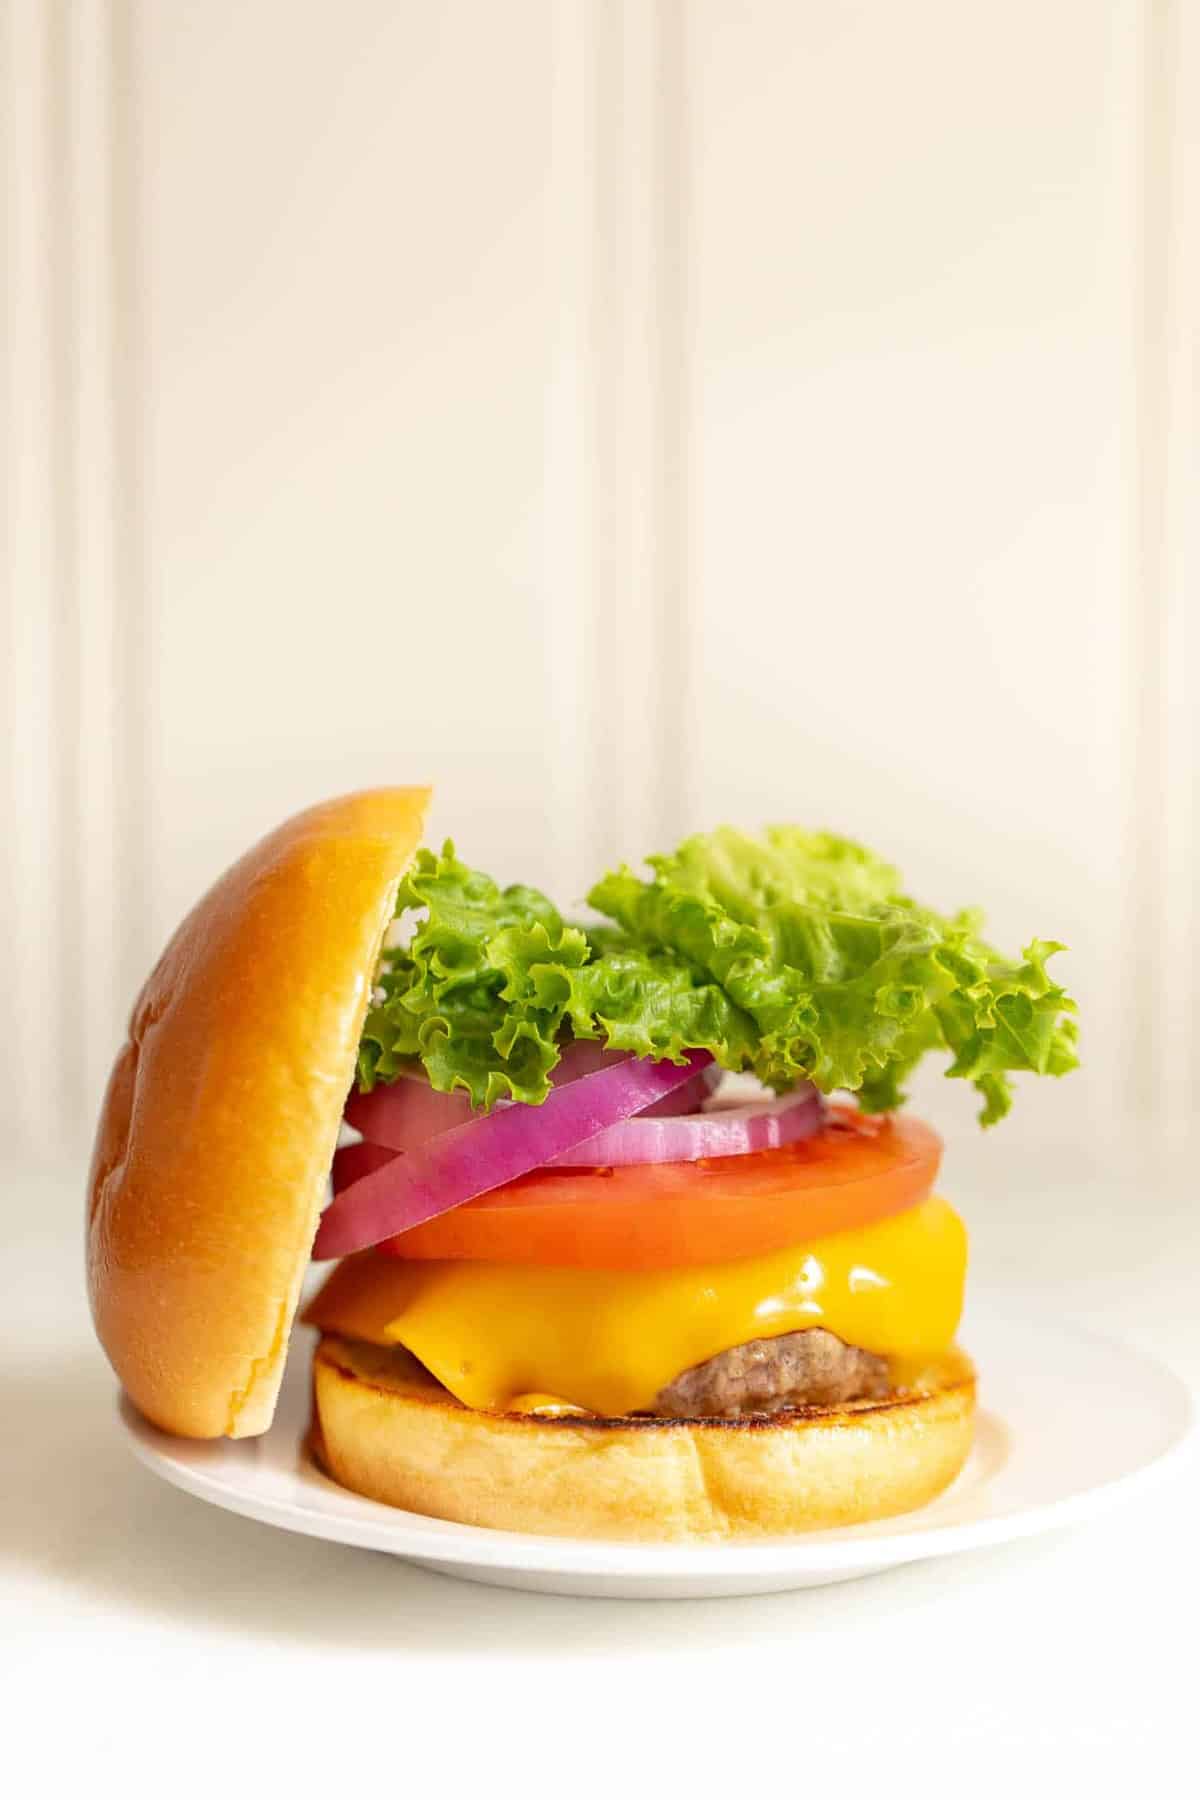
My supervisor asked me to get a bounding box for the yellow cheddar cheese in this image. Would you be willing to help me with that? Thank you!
[306,1196,967,1416]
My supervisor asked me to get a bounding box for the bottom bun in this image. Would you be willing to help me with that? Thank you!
[310,1334,976,1542]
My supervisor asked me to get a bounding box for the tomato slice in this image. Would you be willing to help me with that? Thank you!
[375,1105,942,1270]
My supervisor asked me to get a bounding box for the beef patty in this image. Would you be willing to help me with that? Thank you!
[654,1328,891,1418]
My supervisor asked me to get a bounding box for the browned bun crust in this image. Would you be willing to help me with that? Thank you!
[310,1334,976,1541]
[87,787,430,1439]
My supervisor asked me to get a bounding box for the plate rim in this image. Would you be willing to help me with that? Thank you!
[118,1301,1197,1577]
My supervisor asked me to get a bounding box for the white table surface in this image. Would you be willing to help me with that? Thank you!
[4,1138,1197,1797]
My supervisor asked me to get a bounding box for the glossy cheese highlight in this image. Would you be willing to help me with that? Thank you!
[306,1196,968,1416]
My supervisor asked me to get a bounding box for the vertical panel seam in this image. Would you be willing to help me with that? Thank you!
[657,0,689,848]
[544,1,689,890]
[3,0,64,1152]
[1127,0,1167,1124]
[56,0,85,1132]
[71,0,127,1130]
[1128,0,1195,1138]
[1155,0,1200,1141]
[591,0,619,869]
[543,0,600,904]
[111,0,151,1023]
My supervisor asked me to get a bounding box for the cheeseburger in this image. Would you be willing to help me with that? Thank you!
[88,787,1077,1540]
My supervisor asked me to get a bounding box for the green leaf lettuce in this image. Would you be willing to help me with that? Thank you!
[358,829,1078,1123]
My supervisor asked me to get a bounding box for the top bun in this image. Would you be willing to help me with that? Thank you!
[87,786,430,1438]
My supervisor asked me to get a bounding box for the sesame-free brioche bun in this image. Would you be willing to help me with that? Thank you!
[309,1334,976,1541]
[87,786,430,1439]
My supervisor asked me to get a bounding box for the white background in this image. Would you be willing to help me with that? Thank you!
[1,6,1198,1789]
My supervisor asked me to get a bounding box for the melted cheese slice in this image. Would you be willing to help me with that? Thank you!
[306,1196,967,1416]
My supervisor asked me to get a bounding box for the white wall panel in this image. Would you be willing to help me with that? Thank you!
[3,1,1196,1165]
[679,0,1156,1147]
[138,3,566,928]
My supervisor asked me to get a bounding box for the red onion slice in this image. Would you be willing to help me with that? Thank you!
[330,1140,395,1190]
[547,1084,823,1166]
[313,1049,712,1260]
[343,1073,476,1151]
[640,1064,721,1117]
[343,1049,716,1153]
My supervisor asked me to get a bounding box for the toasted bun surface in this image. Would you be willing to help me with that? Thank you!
[87,787,430,1439]
[310,1334,976,1541]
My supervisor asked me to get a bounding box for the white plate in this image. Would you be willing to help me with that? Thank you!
[119,1299,1195,1599]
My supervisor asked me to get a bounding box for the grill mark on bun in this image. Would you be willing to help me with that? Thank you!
[309,1332,977,1539]
[314,1335,971,1432]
